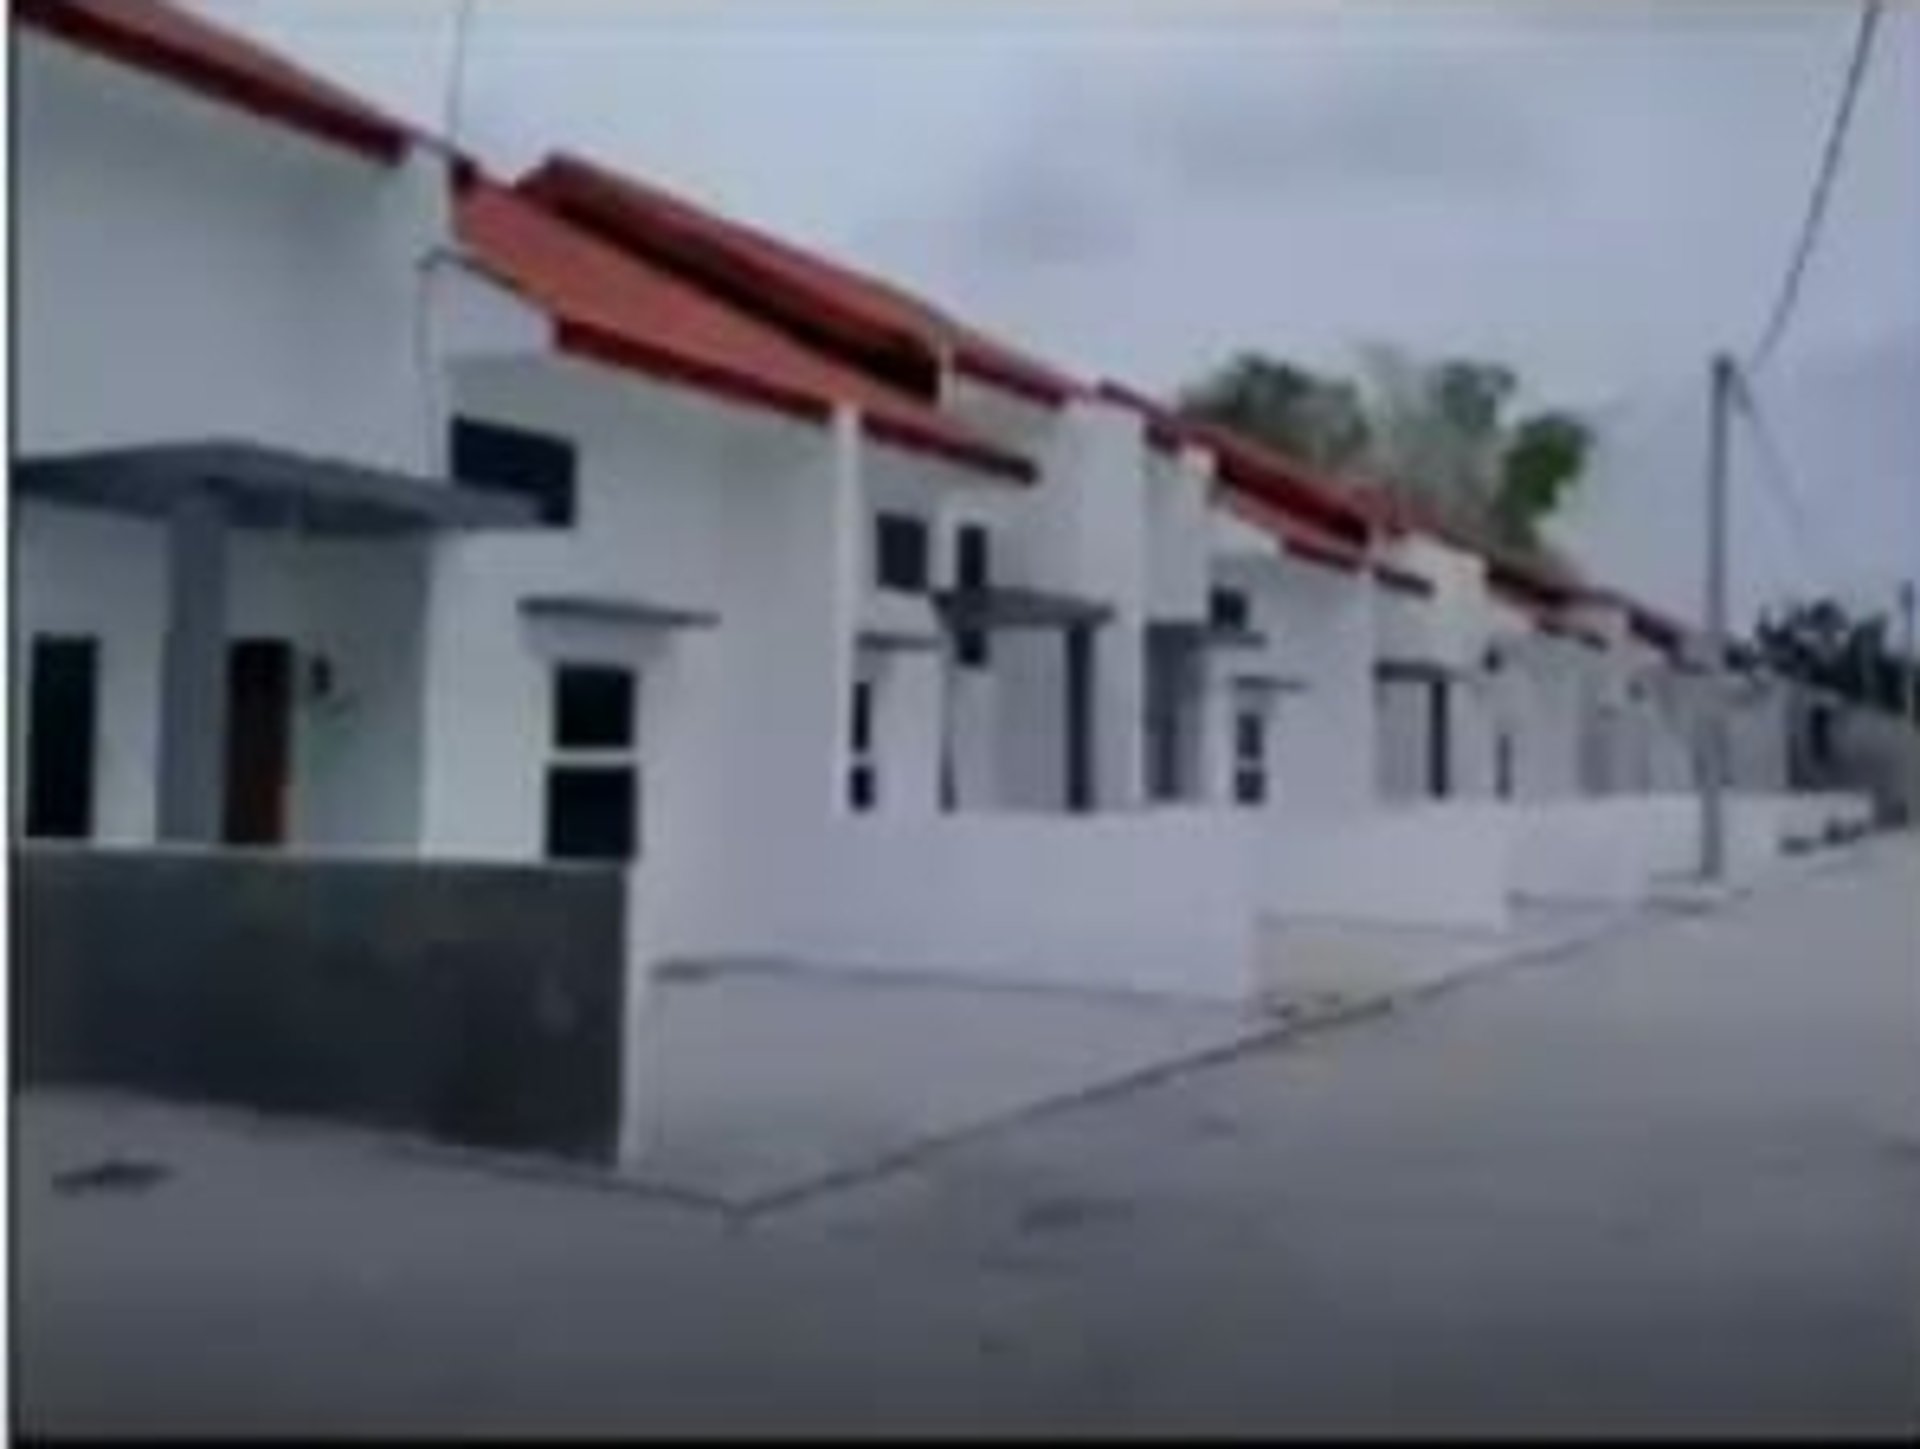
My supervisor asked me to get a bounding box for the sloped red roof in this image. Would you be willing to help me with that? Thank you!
[520,152,1082,408]
[19,0,413,163]
[1585,587,1690,653]
[1184,419,1373,545]
[456,182,1032,483]
[1222,489,1369,574]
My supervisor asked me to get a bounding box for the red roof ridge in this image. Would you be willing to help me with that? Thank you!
[19,0,414,163]
[455,181,1031,484]
[521,150,1082,408]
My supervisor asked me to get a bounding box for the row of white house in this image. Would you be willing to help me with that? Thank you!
[13,1,1862,1005]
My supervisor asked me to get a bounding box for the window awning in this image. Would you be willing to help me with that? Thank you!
[1146,619,1267,652]
[521,593,720,630]
[1375,658,1472,684]
[858,627,943,653]
[933,586,1112,632]
[16,440,539,535]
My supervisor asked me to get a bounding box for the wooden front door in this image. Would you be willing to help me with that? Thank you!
[224,639,294,846]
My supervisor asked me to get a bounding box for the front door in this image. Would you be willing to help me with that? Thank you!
[224,639,295,846]
[1427,678,1452,798]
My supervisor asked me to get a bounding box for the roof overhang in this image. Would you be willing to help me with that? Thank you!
[16,440,538,534]
[19,0,413,165]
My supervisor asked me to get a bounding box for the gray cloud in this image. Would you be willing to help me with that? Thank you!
[1118,54,1559,201]
[956,156,1138,268]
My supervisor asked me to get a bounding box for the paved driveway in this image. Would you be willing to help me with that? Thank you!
[18,838,1919,1436]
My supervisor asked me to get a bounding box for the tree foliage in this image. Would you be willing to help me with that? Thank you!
[1175,352,1372,476]
[1755,595,1917,718]
[1176,345,1595,557]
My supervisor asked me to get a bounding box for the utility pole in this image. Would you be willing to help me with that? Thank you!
[1700,352,1735,881]
[1901,579,1918,827]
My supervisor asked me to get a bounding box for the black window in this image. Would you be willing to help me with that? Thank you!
[554,665,634,750]
[955,523,993,667]
[451,416,577,527]
[848,763,878,812]
[1427,680,1452,798]
[545,765,637,860]
[874,512,929,593]
[25,636,98,839]
[850,678,874,755]
[546,663,638,861]
[1232,704,1267,807]
[1210,587,1250,632]
[1496,731,1515,798]
[956,523,992,589]
[848,679,878,812]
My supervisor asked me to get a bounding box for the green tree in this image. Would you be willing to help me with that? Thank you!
[1176,345,1596,558]
[1496,411,1594,549]
[1175,353,1372,476]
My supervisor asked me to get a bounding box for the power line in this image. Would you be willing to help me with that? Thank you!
[1747,0,1884,374]
[1729,361,1846,599]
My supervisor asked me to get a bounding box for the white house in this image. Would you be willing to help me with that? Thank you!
[12,0,538,853]
[14,0,1862,1027]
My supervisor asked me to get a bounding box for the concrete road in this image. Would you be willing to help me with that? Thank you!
[17,839,1920,1437]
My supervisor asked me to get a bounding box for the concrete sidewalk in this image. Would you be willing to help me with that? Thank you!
[625,842,1868,1211]
[18,834,1916,1436]
[625,963,1267,1208]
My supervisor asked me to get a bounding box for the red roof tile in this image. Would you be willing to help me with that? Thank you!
[1184,420,1373,544]
[455,182,1032,483]
[520,152,1082,408]
[19,0,413,163]
[1223,490,1370,574]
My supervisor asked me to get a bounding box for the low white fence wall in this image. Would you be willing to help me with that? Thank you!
[652,809,1261,1002]
[1509,791,1875,903]
[1254,803,1512,931]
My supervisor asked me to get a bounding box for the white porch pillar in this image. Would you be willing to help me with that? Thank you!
[155,484,230,843]
[826,404,865,817]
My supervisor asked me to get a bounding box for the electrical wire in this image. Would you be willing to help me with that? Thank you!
[1729,361,1848,602]
[1747,0,1884,375]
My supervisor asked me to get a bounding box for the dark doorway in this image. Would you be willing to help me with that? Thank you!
[25,635,99,840]
[1426,679,1452,798]
[224,639,295,846]
[1065,626,1096,813]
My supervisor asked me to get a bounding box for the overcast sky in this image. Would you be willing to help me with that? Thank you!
[189,0,1918,618]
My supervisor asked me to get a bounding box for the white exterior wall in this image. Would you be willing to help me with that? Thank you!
[423,356,853,869]
[14,28,453,852]
[1145,446,1213,622]
[1255,803,1512,931]
[1209,550,1375,813]
[1489,633,1593,800]
[13,506,168,844]
[1372,535,1496,801]
[14,501,432,851]
[15,32,442,475]
[655,811,1261,1001]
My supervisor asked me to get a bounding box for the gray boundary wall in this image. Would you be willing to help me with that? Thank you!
[16,845,626,1161]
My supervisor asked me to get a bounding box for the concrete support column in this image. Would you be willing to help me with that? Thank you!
[1065,623,1096,813]
[156,484,230,843]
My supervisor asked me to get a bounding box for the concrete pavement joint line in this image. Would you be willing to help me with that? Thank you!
[726,917,1630,1221]
[722,845,1881,1221]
